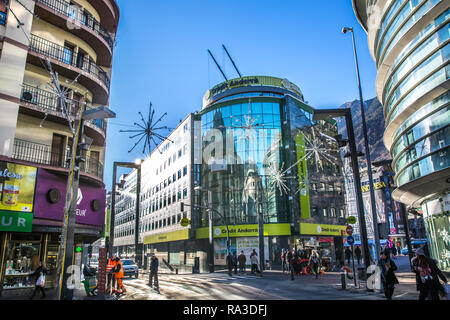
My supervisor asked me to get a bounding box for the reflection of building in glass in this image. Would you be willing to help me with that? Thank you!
[353,0,450,270]
[115,76,349,272]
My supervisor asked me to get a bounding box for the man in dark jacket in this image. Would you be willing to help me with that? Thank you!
[232,252,238,274]
[378,250,399,300]
[226,252,234,276]
[149,255,159,293]
[345,247,352,265]
[355,246,362,265]
[286,249,293,273]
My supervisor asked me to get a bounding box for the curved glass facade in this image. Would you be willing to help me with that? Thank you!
[354,0,450,272]
[197,84,346,230]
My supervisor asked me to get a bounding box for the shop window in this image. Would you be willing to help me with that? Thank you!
[3,241,41,290]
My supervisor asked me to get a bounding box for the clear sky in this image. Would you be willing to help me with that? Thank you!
[104,0,378,190]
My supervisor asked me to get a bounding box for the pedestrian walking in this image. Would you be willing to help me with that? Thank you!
[355,246,362,265]
[250,249,258,274]
[335,247,342,269]
[250,250,260,274]
[378,250,399,300]
[309,250,321,279]
[344,247,352,265]
[232,251,238,274]
[281,249,286,273]
[226,252,234,276]
[238,251,247,274]
[149,255,160,293]
[391,246,397,258]
[286,248,293,273]
[29,261,47,300]
[114,257,126,294]
[411,247,448,300]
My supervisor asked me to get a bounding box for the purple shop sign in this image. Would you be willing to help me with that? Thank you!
[34,169,106,226]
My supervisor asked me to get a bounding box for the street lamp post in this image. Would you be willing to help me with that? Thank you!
[56,106,116,300]
[313,108,372,271]
[195,186,215,273]
[107,160,142,267]
[343,26,381,262]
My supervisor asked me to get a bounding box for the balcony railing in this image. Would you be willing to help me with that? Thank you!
[29,34,110,89]
[12,139,104,179]
[20,83,106,132]
[36,0,114,50]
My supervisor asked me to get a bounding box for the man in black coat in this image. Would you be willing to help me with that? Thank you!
[149,255,159,293]
[378,250,399,300]
[226,252,234,276]
[345,247,352,265]
[355,246,362,265]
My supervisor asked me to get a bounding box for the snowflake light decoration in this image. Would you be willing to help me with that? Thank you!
[298,126,339,172]
[120,102,172,155]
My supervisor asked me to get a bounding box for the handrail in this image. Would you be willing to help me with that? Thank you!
[36,0,114,50]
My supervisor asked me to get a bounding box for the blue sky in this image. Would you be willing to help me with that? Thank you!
[104,0,378,189]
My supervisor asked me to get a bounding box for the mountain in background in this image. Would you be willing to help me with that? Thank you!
[336,97,391,162]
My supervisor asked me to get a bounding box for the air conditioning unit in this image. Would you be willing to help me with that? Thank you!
[22,91,33,102]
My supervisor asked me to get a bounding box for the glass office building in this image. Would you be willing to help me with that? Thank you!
[196,76,347,266]
[353,0,450,270]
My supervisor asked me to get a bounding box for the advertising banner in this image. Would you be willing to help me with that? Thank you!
[296,132,310,219]
[0,162,37,233]
[34,169,106,226]
[195,223,291,239]
[299,223,347,236]
[0,161,37,213]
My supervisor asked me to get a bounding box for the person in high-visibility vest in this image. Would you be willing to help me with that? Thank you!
[106,257,116,294]
[114,257,126,294]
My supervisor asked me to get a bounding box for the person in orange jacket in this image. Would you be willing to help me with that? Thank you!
[114,257,126,294]
[106,257,116,295]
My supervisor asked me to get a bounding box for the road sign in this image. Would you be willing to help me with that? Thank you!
[180,218,190,227]
[347,235,355,246]
[346,216,357,224]
[346,225,354,235]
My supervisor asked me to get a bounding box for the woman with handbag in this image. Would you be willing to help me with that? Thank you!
[411,247,448,300]
[29,261,47,300]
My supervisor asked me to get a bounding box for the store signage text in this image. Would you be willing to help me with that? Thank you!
[210,77,260,96]
[0,211,33,232]
[361,181,386,192]
[0,168,23,180]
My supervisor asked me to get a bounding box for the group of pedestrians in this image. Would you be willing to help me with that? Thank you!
[376,246,448,300]
[280,248,325,279]
[344,246,362,265]
[226,249,262,276]
[105,256,126,296]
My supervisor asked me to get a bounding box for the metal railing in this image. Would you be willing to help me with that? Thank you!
[12,139,104,179]
[29,34,110,89]
[20,83,106,132]
[36,0,114,50]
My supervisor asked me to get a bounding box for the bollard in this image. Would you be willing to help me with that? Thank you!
[341,271,347,290]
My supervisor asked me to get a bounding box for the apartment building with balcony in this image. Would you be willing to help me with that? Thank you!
[0,0,119,295]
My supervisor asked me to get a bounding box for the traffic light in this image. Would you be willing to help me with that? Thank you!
[88,245,92,254]
[180,202,184,212]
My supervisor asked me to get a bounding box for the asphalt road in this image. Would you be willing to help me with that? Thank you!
[118,256,419,300]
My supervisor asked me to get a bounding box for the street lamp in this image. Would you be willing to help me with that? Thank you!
[342,26,381,263]
[107,160,143,268]
[313,108,372,272]
[56,106,116,300]
[194,185,216,273]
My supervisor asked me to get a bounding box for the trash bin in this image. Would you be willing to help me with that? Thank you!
[193,257,200,274]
